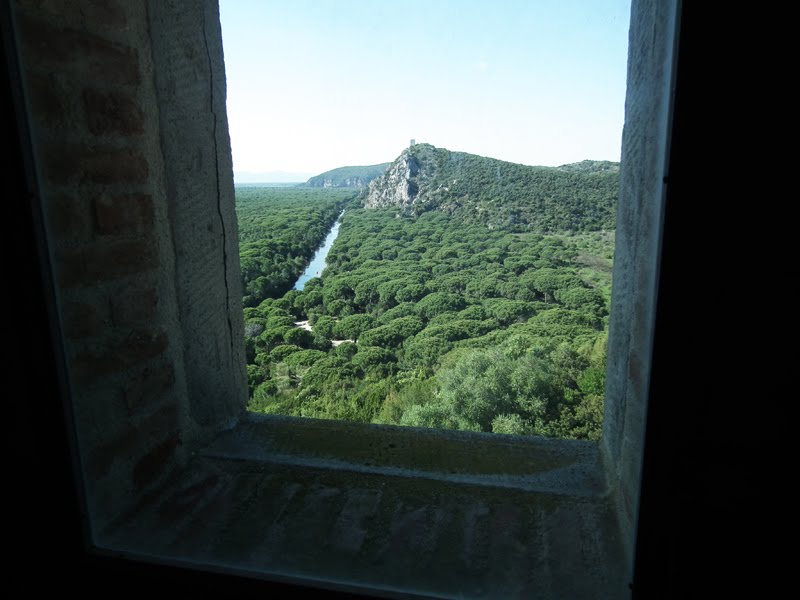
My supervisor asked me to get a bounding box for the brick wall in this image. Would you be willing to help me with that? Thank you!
[11,0,246,532]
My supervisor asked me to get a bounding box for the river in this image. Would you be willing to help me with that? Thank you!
[293,210,345,291]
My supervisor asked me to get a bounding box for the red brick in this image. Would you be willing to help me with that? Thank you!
[43,144,149,185]
[71,350,122,383]
[57,237,158,287]
[17,14,139,85]
[86,402,178,481]
[83,88,144,135]
[121,327,169,364]
[111,285,158,325]
[86,425,136,481]
[22,0,128,32]
[125,363,175,413]
[133,434,181,490]
[47,194,91,242]
[94,193,154,236]
[62,301,102,338]
[26,72,65,124]
[71,326,168,384]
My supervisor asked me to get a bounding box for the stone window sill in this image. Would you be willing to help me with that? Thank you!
[98,414,626,599]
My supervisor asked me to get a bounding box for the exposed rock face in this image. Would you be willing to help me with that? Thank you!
[362,143,620,232]
[363,144,439,212]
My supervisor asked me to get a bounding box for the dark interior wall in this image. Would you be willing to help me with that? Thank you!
[4,1,743,597]
[7,0,246,533]
[630,3,751,597]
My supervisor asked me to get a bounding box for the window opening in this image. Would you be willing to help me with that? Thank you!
[220,0,631,440]
[9,0,677,594]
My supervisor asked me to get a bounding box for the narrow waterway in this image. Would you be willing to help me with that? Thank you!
[293,210,345,290]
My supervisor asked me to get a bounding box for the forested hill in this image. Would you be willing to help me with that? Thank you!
[363,144,619,232]
[302,163,391,189]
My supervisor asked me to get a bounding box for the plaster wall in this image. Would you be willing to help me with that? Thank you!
[147,0,247,431]
[602,0,678,573]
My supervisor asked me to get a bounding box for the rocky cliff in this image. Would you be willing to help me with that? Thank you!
[362,144,445,212]
[362,144,620,232]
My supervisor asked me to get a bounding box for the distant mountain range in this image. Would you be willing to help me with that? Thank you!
[300,163,391,188]
[362,144,619,232]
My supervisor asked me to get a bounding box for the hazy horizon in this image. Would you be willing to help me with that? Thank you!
[234,170,314,183]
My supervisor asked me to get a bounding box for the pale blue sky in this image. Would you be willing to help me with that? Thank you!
[220,0,631,179]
